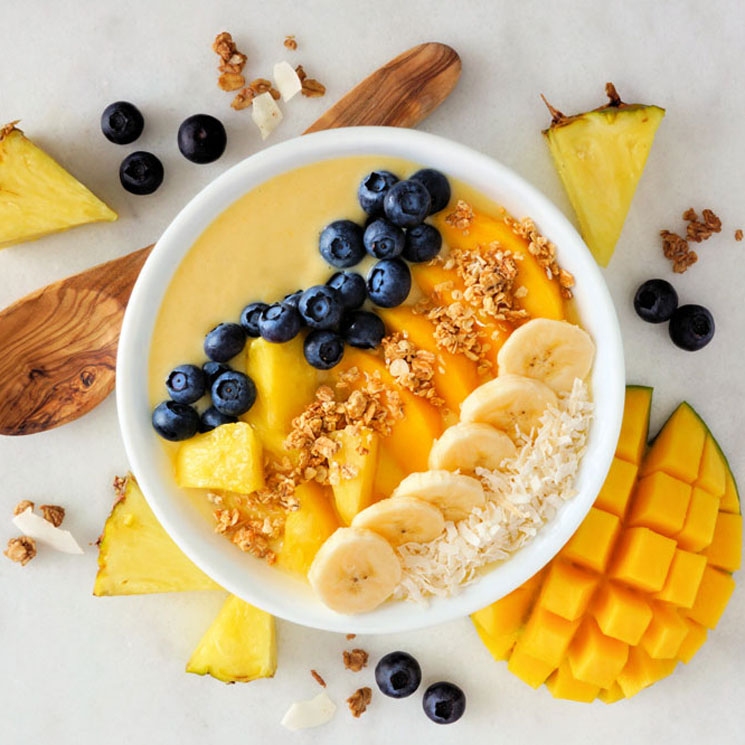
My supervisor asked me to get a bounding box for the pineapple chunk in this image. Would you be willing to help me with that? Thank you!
[330,427,380,525]
[542,85,665,266]
[186,594,276,683]
[176,422,264,494]
[0,122,117,248]
[94,474,220,595]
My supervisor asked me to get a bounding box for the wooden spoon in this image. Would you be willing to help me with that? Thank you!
[0,42,460,436]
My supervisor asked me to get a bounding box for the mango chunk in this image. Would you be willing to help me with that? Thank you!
[694,435,727,497]
[592,582,652,645]
[598,681,625,704]
[675,487,720,552]
[609,527,676,592]
[677,618,708,663]
[520,606,581,667]
[175,423,264,494]
[720,469,741,514]
[627,471,691,537]
[687,565,736,629]
[538,562,598,621]
[567,618,629,689]
[703,512,742,572]
[652,548,706,608]
[560,507,621,573]
[473,621,519,662]
[546,660,600,702]
[507,643,555,688]
[640,403,706,483]
[616,646,663,698]
[373,445,407,499]
[615,386,653,465]
[595,457,638,518]
[640,603,689,659]
[472,585,536,637]
[329,428,379,525]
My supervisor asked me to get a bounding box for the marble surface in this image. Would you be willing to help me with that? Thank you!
[1,1,743,743]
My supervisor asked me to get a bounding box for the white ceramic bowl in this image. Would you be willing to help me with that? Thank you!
[117,127,624,634]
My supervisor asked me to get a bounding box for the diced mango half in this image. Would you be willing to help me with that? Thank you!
[652,548,706,608]
[329,427,379,525]
[627,471,691,537]
[687,566,736,629]
[703,512,742,572]
[595,457,638,518]
[560,507,621,573]
[609,527,676,593]
[567,619,629,689]
[675,487,720,552]
[614,386,653,465]
[694,435,727,497]
[592,582,652,645]
[546,660,600,703]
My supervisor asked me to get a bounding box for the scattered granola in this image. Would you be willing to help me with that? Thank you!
[4,536,36,566]
[347,687,372,718]
[231,520,278,564]
[661,229,697,273]
[284,35,298,50]
[415,298,484,365]
[231,88,255,110]
[684,207,722,243]
[736,229,743,242]
[445,199,474,232]
[40,504,65,528]
[248,78,281,101]
[212,32,247,75]
[382,333,443,407]
[295,65,326,97]
[310,669,326,687]
[13,500,34,516]
[343,648,369,672]
[661,207,724,273]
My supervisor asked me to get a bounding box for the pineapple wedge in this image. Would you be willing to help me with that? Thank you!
[186,594,277,683]
[94,474,220,595]
[542,84,665,266]
[0,121,117,248]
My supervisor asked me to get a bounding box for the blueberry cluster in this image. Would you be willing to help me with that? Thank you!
[633,279,715,351]
[375,650,466,725]
[101,102,227,195]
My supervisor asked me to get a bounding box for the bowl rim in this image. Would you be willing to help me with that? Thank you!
[117,126,625,634]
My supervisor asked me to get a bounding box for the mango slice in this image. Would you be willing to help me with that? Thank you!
[330,427,379,525]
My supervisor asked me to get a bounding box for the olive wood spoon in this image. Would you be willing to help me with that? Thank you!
[0,42,461,436]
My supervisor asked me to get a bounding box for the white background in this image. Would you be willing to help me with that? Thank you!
[1,1,743,743]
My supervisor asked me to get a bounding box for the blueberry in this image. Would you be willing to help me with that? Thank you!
[101,101,144,145]
[152,401,199,441]
[204,322,246,362]
[363,218,405,259]
[633,279,678,323]
[199,406,237,432]
[403,223,443,262]
[240,301,268,337]
[410,168,451,214]
[119,151,164,195]
[375,651,421,698]
[383,180,431,228]
[326,271,367,310]
[669,304,715,351]
[341,310,386,349]
[259,302,302,343]
[177,114,226,164]
[422,682,466,725]
[211,370,257,416]
[298,285,344,330]
[283,290,303,310]
[319,220,365,268]
[202,361,231,386]
[303,330,345,370]
[367,258,411,307]
[358,170,399,215]
[165,364,206,404]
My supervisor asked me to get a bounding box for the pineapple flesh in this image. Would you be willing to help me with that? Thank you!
[542,84,665,266]
[0,122,117,248]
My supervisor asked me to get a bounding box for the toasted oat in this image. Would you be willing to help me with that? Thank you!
[248,78,281,100]
[382,333,443,407]
[231,521,277,564]
[212,33,247,73]
[661,229,698,274]
[347,687,372,718]
[301,78,326,97]
[343,648,369,672]
[4,536,36,566]
[684,207,722,243]
[218,72,246,91]
[416,298,484,364]
[346,633,356,640]
[311,669,326,687]
[231,88,255,110]
[13,500,34,516]
[40,504,65,528]
[736,229,743,242]
[284,35,298,50]
[213,508,241,534]
[445,200,475,232]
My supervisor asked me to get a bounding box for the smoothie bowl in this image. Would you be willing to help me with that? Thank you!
[117,127,624,633]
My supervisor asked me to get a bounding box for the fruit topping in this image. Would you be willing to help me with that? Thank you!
[428,422,516,472]
[669,304,715,351]
[101,101,145,145]
[392,470,485,522]
[239,301,268,337]
[119,151,164,195]
[367,258,412,307]
[204,322,247,362]
[152,401,200,441]
[422,681,466,724]
[340,310,386,349]
[282,290,303,309]
[402,222,442,262]
[202,361,231,386]
[166,364,207,404]
[326,271,367,309]
[319,219,365,267]
[211,370,257,416]
[298,285,344,329]
[258,302,302,343]
[383,179,431,227]
[634,279,678,323]
[363,217,405,259]
[351,496,445,546]
[304,329,345,370]
[375,651,422,698]
[358,170,399,216]
[199,406,237,432]
[410,168,451,214]
[177,114,227,164]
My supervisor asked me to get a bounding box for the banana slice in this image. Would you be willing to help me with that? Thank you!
[392,471,485,522]
[428,422,517,472]
[460,373,558,437]
[351,496,445,546]
[496,318,595,393]
[308,527,401,614]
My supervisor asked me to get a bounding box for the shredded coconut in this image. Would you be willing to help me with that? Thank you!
[394,378,592,603]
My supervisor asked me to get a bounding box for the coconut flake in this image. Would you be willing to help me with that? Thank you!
[252,92,283,140]
[281,691,336,731]
[273,60,302,102]
[12,508,83,554]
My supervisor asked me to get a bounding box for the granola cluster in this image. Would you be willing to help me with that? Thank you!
[444,199,475,231]
[295,65,326,98]
[382,333,443,407]
[212,32,248,92]
[212,505,282,564]
[342,648,369,672]
[347,687,372,718]
[684,207,722,243]
[416,298,486,370]
[661,207,724,273]
[230,78,281,110]
[4,536,36,566]
[284,35,298,51]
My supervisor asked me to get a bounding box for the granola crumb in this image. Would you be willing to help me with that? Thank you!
[661,229,697,273]
[295,65,326,97]
[343,648,369,672]
[13,500,34,516]
[346,633,356,640]
[347,687,372,718]
[445,199,475,232]
[284,35,298,50]
[231,88,255,110]
[40,504,65,527]
[382,333,443,407]
[4,536,36,566]
[218,72,246,92]
[736,229,743,242]
[310,669,326,687]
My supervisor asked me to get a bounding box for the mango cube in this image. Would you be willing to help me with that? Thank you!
[703,512,742,572]
[561,507,621,573]
[675,487,720,552]
[609,527,676,592]
[539,562,598,621]
[640,603,689,659]
[567,619,629,688]
[546,660,600,703]
[694,435,726,497]
[616,646,662,698]
[473,621,518,662]
[472,585,536,637]
[592,582,652,645]
[519,606,580,667]
[329,427,379,525]
[652,548,706,608]
[628,471,691,537]
[677,618,708,663]
[720,469,741,514]
[615,386,653,465]
[598,681,625,704]
[687,565,736,629]
[595,457,638,518]
[507,643,555,688]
